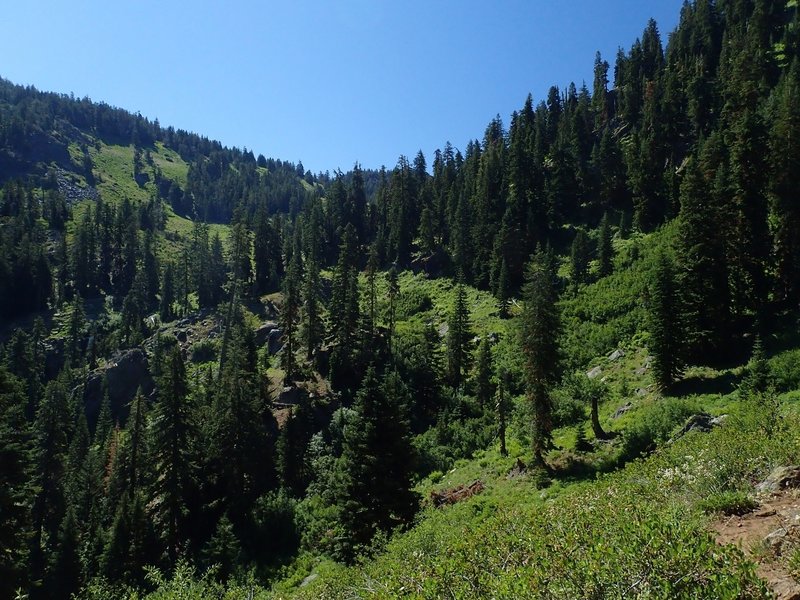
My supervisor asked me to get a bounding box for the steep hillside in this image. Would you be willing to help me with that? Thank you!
[3,1,800,599]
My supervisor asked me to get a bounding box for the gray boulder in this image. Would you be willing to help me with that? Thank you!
[255,321,279,346]
[668,412,727,443]
[611,402,632,420]
[267,328,284,355]
[608,348,625,362]
[757,466,800,494]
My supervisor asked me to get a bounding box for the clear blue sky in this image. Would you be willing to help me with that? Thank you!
[1,1,683,174]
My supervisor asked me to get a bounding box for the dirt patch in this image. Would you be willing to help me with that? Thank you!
[712,490,800,599]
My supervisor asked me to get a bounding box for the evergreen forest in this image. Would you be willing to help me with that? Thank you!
[4,1,800,597]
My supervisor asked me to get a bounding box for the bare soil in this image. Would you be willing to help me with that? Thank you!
[712,490,800,600]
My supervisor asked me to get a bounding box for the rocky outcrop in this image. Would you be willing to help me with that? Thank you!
[757,466,800,495]
[668,413,727,443]
[611,402,633,420]
[83,348,154,427]
[255,321,279,346]
[267,328,284,355]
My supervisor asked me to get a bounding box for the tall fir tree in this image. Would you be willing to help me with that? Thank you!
[446,280,472,389]
[150,347,194,564]
[647,252,684,390]
[332,368,417,562]
[519,248,561,466]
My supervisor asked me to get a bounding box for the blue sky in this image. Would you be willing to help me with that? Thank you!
[2,1,683,173]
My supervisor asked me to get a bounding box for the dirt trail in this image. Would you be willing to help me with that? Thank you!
[712,491,800,600]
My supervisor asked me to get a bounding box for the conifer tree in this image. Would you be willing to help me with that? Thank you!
[648,252,683,390]
[446,281,472,389]
[281,253,301,381]
[333,368,417,562]
[330,224,359,349]
[301,253,323,362]
[151,347,194,564]
[46,506,82,598]
[127,389,148,498]
[31,371,72,584]
[159,261,176,322]
[495,369,510,457]
[387,266,399,354]
[0,367,34,596]
[570,229,591,287]
[519,248,560,466]
[676,156,730,359]
[597,212,614,278]
[769,60,800,305]
[496,257,510,319]
[474,335,493,408]
[740,335,771,397]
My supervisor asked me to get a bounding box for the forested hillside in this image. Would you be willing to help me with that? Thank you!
[3,0,800,598]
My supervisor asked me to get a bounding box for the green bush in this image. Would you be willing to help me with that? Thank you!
[396,287,433,318]
[698,490,757,516]
[621,398,699,459]
[770,348,800,392]
[190,338,217,363]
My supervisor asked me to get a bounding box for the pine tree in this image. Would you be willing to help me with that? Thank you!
[301,254,323,362]
[474,335,493,408]
[495,369,510,457]
[46,506,82,597]
[770,60,800,305]
[496,257,510,318]
[31,371,72,585]
[386,266,399,354]
[570,229,591,288]
[201,514,242,582]
[676,155,730,360]
[446,281,472,388]
[333,368,417,562]
[0,367,34,597]
[740,335,771,397]
[127,389,148,497]
[151,347,194,564]
[519,248,560,466]
[159,261,176,322]
[597,212,614,278]
[330,224,360,349]
[66,296,86,365]
[648,252,683,390]
[281,253,301,381]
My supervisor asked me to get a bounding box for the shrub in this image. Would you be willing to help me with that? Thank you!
[770,348,800,392]
[396,287,433,318]
[190,338,217,363]
[621,398,699,459]
[698,490,757,516]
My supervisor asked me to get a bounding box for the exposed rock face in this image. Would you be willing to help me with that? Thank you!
[757,466,800,495]
[668,413,728,443]
[267,328,284,355]
[255,321,279,346]
[611,402,633,420]
[587,366,602,379]
[277,386,300,406]
[608,348,625,361]
[83,348,154,427]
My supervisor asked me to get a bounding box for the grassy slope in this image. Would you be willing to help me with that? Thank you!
[268,227,800,598]
[65,137,230,258]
